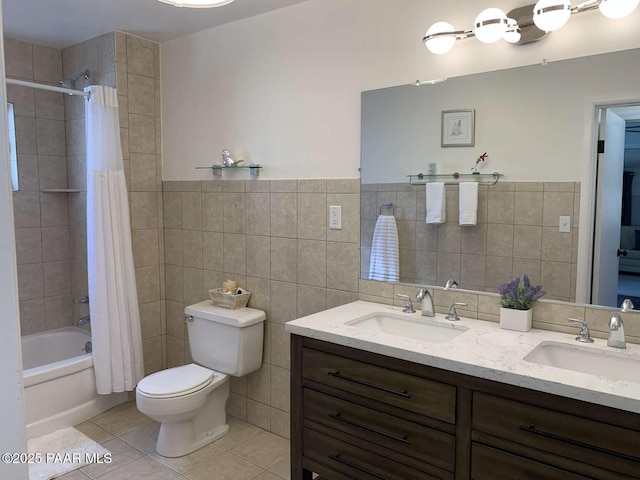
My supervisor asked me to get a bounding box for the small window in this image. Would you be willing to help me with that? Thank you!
[7,103,18,191]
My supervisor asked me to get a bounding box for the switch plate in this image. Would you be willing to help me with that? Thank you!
[559,216,571,233]
[329,205,342,230]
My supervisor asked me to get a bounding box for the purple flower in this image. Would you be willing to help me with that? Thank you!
[497,274,545,310]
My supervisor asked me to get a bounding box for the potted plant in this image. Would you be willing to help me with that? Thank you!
[497,275,545,332]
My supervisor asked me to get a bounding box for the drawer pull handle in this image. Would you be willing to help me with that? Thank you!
[519,424,640,463]
[328,371,411,398]
[329,413,411,445]
[329,454,392,480]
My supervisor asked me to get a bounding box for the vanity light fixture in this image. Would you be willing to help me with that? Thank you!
[157,0,234,7]
[414,78,448,86]
[423,0,639,54]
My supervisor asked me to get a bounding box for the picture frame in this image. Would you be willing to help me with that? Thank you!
[441,109,475,147]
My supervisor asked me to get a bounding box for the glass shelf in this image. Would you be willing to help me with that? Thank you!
[407,171,501,185]
[195,164,262,178]
[40,189,82,193]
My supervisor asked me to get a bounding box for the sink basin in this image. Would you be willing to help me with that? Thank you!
[524,341,640,383]
[345,312,468,343]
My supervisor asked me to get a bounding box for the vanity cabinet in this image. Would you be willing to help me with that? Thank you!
[291,336,640,480]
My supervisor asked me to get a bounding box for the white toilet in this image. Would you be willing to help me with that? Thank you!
[136,300,265,457]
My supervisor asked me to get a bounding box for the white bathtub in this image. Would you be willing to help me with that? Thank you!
[22,327,127,438]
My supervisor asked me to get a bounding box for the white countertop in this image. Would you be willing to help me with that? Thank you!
[285,301,640,414]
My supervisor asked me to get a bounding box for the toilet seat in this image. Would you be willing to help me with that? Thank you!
[137,364,214,399]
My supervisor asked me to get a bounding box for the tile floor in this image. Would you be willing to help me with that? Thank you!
[58,401,291,480]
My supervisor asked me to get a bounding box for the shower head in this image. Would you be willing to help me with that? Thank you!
[59,69,90,90]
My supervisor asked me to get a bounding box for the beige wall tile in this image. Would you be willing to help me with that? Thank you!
[203,231,224,271]
[269,409,290,440]
[165,300,185,338]
[164,228,183,266]
[43,261,71,297]
[143,336,163,375]
[326,242,359,292]
[270,180,297,193]
[540,261,572,298]
[16,153,38,191]
[115,32,127,63]
[126,35,155,78]
[297,240,326,288]
[486,223,514,257]
[44,294,72,330]
[17,264,44,300]
[270,237,297,283]
[132,229,159,267]
[460,254,486,288]
[437,223,461,253]
[361,191,378,220]
[298,179,326,193]
[270,366,290,412]
[415,223,438,251]
[15,228,42,265]
[203,192,224,232]
[19,298,45,335]
[183,230,203,269]
[39,155,67,190]
[131,192,158,229]
[460,224,487,255]
[512,258,542,286]
[135,265,160,303]
[487,191,515,224]
[183,267,204,305]
[34,90,64,120]
[139,301,161,339]
[436,251,461,284]
[326,289,359,309]
[7,85,35,116]
[40,192,69,227]
[116,61,128,96]
[182,192,203,231]
[298,193,326,240]
[513,225,542,260]
[166,335,185,368]
[270,323,290,370]
[246,193,270,236]
[246,236,271,280]
[327,178,359,194]
[297,285,327,318]
[223,233,247,275]
[15,115,37,154]
[223,192,246,234]
[247,400,271,431]
[542,191,574,227]
[485,256,513,290]
[129,114,156,154]
[270,193,297,238]
[129,153,156,191]
[163,191,182,229]
[36,118,66,156]
[5,37,34,79]
[32,44,61,84]
[41,227,70,261]
[415,250,438,283]
[222,180,245,193]
[541,227,572,262]
[396,220,416,250]
[270,281,297,324]
[247,364,270,404]
[227,393,247,421]
[97,32,115,74]
[128,74,155,116]
[514,191,543,226]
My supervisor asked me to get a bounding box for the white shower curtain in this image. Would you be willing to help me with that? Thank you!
[85,86,144,394]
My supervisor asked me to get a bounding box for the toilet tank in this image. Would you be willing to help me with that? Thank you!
[184,301,266,376]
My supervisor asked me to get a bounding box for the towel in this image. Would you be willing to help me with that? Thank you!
[426,182,446,224]
[459,182,478,226]
[368,215,399,283]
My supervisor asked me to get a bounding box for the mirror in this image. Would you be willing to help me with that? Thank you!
[360,48,640,304]
[7,103,18,191]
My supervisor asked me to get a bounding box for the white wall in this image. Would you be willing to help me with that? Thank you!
[161,0,640,180]
[0,12,29,479]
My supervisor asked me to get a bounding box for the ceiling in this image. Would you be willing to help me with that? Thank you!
[2,0,310,48]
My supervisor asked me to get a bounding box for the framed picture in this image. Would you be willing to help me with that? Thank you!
[441,109,475,147]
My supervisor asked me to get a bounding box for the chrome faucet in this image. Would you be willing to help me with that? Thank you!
[445,302,467,321]
[567,318,593,343]
[77,315,91,327]
[444,279,458,290]
[396,294,416,313]
[74,295,89,304]
[416,288,435,317]
[608,313,626,349]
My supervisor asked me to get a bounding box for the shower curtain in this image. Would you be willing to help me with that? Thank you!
[85,86,144,394]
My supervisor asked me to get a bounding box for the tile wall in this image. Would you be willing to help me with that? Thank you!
[162,178,362,438]
[361,181,580,302]
[6,38,74,334]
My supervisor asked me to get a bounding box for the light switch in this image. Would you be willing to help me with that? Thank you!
[559,216,571,233]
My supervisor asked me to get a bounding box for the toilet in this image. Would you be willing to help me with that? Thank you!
[136,300,265,457]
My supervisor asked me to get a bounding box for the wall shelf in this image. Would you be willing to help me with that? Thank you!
[195,164,262,178]
[40,189,82,193]
[407,171,502,186]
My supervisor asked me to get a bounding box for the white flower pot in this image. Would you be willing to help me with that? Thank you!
[499,307,532,332]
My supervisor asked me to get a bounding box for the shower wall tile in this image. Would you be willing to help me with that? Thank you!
[5,37,34,80]
[15,116,37,154]
[43,261,71,297]
[128,74,155,116]
[7,85,35,116]
[39,155,68,190]
[19,299,45,336]
[17,154,39,191]
[34,90,64,120]
[126,35,155,78]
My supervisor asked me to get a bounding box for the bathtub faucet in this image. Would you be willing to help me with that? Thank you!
[77,315,91,327]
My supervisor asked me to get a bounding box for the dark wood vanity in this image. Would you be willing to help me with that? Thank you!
[291,335,640,480]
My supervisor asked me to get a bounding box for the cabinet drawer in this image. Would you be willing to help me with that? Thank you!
[304,388,455,472]
[303,348,456,423]
[473,392,640,477]
[304,427,444,480]
[471,443,590,480]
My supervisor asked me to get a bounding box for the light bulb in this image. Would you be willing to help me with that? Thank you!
[599,0,640,18]
[157,0,234,7]
[533,0,572,32]
[503,18,522,43]
[474,8,509,44]
[424,22,457,54]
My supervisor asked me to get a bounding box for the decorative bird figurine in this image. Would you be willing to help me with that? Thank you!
[222,150,244,167]
[472,152,488,173]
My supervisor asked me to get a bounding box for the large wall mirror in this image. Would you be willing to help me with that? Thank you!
[360,48,640,307]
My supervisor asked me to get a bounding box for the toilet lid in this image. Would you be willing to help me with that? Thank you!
[137,364,214,398]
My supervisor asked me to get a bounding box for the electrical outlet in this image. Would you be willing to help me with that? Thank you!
[329,205,342,230]
[559,216,571,233]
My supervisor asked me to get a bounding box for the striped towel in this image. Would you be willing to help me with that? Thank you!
[368,215,399,283]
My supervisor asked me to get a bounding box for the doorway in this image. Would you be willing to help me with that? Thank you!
[591,105,640,308]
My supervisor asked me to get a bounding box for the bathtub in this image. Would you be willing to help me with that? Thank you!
[22,326,128,438]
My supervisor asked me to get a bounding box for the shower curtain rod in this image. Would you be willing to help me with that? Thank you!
[5,77,89,97]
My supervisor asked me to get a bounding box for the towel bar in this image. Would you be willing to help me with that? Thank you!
[407,171,501,186]
[379,202,395,215]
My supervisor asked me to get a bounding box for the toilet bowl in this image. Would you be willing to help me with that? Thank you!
[135,302,265,457]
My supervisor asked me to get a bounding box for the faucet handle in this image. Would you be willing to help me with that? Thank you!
[621,298,635,312]
[396,294,416,313]
[416,288,427,301]
[445,302,467,321]
[567,318,594,343]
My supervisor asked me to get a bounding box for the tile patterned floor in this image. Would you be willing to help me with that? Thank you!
[58,401,291,480]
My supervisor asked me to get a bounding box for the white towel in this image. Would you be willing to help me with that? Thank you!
[368,215,399,283]
[426,182,446,224]
[459,182,478,226]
